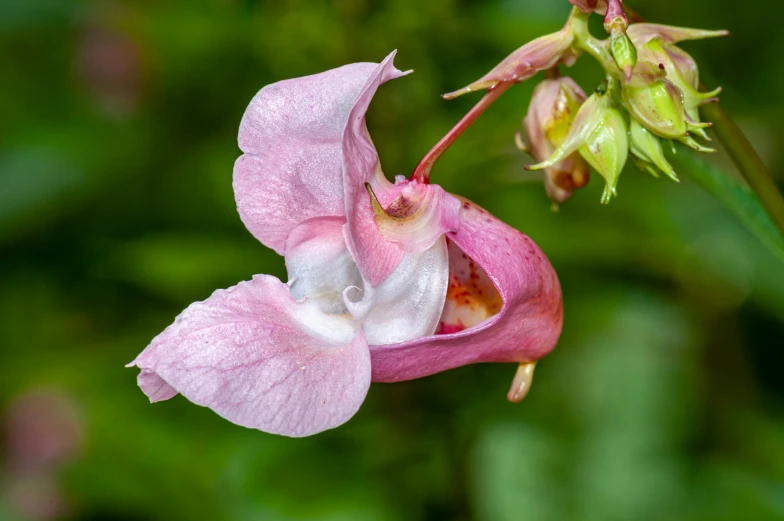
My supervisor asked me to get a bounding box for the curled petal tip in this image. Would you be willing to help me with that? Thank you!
[365,182,383,212]
[514,131,529,153]
[701,86,723,99]
[364,182,402,224]
[507,362,537,403]
[680,135,716,153]
[600,185,618,205]
[628,24,731,45]
[442,89,468,100]
[442,83,489,100]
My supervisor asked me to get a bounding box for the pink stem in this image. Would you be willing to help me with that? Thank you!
[603,0,628,31]
[411,80,514,183]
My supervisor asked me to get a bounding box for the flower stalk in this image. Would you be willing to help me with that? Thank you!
[411,80,514,183]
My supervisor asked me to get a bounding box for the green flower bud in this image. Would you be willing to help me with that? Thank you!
[638,39,721,141]
[527,84,629,204]
[626,23,727,146]
[622,79,687,139]
[628,119,678,182]
[578,104,629,204]
[610,26,637,81]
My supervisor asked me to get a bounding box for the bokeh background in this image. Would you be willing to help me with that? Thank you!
[2,0,784,519]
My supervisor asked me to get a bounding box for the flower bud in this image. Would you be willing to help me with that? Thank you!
[578,103,629,204]
[527,83,629,204]
[521,77,590,205]
[609,26,637,81]
[628,119,678,181]
[603,0,637,81]
[622,77,716,152]
[622,79,687,139]
[627,23,727,140]
[637,38,721,137]
[443,21,577,99]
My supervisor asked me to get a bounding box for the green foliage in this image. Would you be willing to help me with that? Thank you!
[671,150,784,264]
[1,1,783,520]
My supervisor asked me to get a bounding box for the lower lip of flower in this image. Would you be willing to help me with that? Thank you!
[435,240,503,335]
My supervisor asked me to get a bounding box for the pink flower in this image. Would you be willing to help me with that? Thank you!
[127,52,563,437]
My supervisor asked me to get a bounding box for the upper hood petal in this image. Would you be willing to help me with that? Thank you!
[234,56,406,254]
[340,53,461,286]
[369,199,563,382]
[128,275,370,437]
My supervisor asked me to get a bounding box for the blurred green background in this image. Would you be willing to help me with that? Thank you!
[2,0,784,520]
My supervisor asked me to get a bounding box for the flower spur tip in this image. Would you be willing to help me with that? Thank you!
[514,131,529,153]
[507,362,537,403]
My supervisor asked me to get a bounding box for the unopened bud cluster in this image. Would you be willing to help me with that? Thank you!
[448,1,728,205]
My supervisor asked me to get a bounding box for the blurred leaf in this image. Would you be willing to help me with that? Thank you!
[2,1,784,520]
[0,0,78,32]
[0,149,85,242]
[471,424,561,521]
[671,149,784,264]
[94,233,282,302]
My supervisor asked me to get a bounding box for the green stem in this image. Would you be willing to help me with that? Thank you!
[700,101,784,239]
[570,8,616,72]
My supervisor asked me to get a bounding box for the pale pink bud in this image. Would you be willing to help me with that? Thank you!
[522,77,590,204]
[444,26,576,99]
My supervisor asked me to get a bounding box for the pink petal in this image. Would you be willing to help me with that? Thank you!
[128,276,370,437]
[345,178,462,286]
[435,238,504,334]
[137,371,177,402]
[369,199,563,382]
[233,57,405,254]
[339,55,406,285]
[341,54,460,285]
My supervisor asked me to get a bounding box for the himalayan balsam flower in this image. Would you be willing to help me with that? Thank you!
[127,52,563,437]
